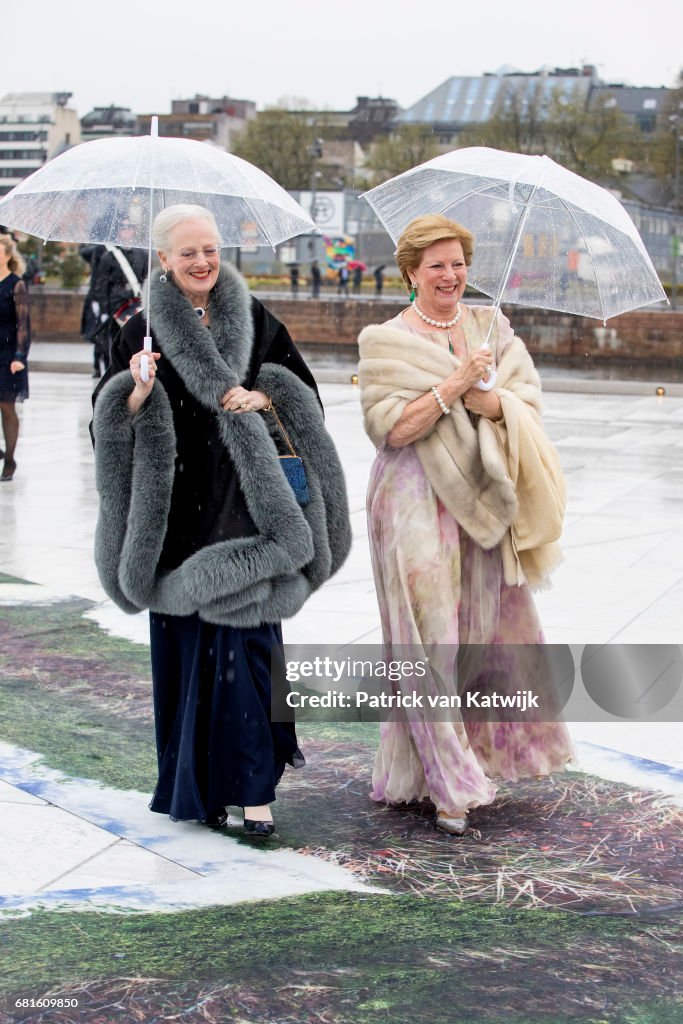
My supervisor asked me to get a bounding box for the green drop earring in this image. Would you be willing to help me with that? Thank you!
[409,282,416,302]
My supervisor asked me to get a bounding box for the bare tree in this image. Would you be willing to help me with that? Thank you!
[462,81,637,179]
[365,125,438,185]
[649,69,683,198]
[461,80,549,154]
[231,109,318,190]
[547,86,638,177]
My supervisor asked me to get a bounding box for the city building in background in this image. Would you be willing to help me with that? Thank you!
[289,96,399,143]
[400,65,599,145]
[80,105,137,142]
[346,96,401,144]
[0,92,80,196]
[137,95,256,150]
[286,94,397,140]
[317,139,368,186]
[590,84,671,134]
[0,77,679,286]
[286,96,399,185]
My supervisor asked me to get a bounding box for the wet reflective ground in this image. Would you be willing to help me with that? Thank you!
[0,372,681,921]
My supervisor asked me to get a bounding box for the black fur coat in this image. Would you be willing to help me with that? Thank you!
[92,263,351,626]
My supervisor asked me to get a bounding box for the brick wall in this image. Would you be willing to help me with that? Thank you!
[31,290,83,339]
[30,290,683,365]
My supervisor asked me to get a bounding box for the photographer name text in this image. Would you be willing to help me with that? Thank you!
[285,689,540,711]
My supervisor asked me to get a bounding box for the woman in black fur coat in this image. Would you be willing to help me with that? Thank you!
[92,205,351,837]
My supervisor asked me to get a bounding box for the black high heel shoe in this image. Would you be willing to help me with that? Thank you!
[1,458,16,482]
[204,808,228,827]
[243,818,275,838]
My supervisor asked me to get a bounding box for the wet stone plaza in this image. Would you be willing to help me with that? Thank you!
[0,367,682,1022]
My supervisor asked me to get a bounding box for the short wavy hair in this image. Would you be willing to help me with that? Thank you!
[395,215,474,292]
[152,204,220,252]
[0,234,26,276]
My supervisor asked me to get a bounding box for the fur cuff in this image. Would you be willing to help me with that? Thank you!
[93,357,350,623]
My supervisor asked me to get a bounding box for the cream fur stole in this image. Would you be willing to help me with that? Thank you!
[358,308,565,590]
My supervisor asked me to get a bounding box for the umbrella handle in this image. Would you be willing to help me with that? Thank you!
[140,336,152,383]
[476,368,497,391]
[476,342,497,391]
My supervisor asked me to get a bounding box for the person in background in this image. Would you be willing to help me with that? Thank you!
[21,253,39,289]
[352,265,363,294]
[0,234,30,482]
[90,224,147,376]
[79,244,107,378]
[338,263,349,296]
[289,263,300,298]
[373,265,385,296]
[310,259,321,299]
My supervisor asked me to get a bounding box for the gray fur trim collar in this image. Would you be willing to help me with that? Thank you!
[150,261,254,398]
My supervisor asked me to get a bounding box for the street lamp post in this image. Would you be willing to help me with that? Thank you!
[306,137,323,265]
[309,168,322,223]
[308,137,323,223]
[355,193,363,266]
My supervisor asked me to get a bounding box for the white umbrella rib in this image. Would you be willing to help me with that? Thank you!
[238,171,283,250]
[131,133,150,194]
[240,198,275,248]
[437,177,510,211]
[369,178,510,235]
[556,196,608,323]
[41,187,80,244]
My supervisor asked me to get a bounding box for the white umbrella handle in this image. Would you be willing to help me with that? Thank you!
[477,369,497,391]
[476,342,497,391]
[140,336,152,383]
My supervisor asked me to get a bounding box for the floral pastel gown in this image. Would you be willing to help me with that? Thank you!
[367,312,575,816]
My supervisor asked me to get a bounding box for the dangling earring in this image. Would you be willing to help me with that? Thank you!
[159,269,168,283]
[409,281,417,302]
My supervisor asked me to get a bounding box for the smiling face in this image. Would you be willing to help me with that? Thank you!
[158,217,221,304]
[410,238,468,317]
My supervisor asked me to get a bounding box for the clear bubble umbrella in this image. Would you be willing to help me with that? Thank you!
[0,117,317,377]
[362,147,668,389]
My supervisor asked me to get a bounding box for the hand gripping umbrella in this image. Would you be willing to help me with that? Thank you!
[362,147,667,391]
[0,117,317,379]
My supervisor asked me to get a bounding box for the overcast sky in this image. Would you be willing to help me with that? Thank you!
[4,0,681,118]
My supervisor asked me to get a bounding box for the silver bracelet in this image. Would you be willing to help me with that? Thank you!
[431,386,451,415]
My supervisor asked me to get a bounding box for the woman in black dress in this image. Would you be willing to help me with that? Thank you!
[92,205,351,837]
[0,234,29,482]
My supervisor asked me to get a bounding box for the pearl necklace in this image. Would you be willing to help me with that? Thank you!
[413,301,462,329]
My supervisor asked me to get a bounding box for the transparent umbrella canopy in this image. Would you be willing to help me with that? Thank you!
[0,119,316,250]
[362,146,667,325]
[0,117,317,379]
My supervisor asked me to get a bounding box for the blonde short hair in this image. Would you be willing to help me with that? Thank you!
[152,205,220,252]
[395,215,474,291]
[0,234,26,276]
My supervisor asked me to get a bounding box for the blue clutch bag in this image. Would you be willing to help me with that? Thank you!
[278,454,310,507]
[271,406,310,507]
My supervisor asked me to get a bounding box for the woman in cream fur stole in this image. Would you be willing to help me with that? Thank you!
[358,214,574,836]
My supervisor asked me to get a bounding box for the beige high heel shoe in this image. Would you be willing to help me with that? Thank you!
[436,810,469,835]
